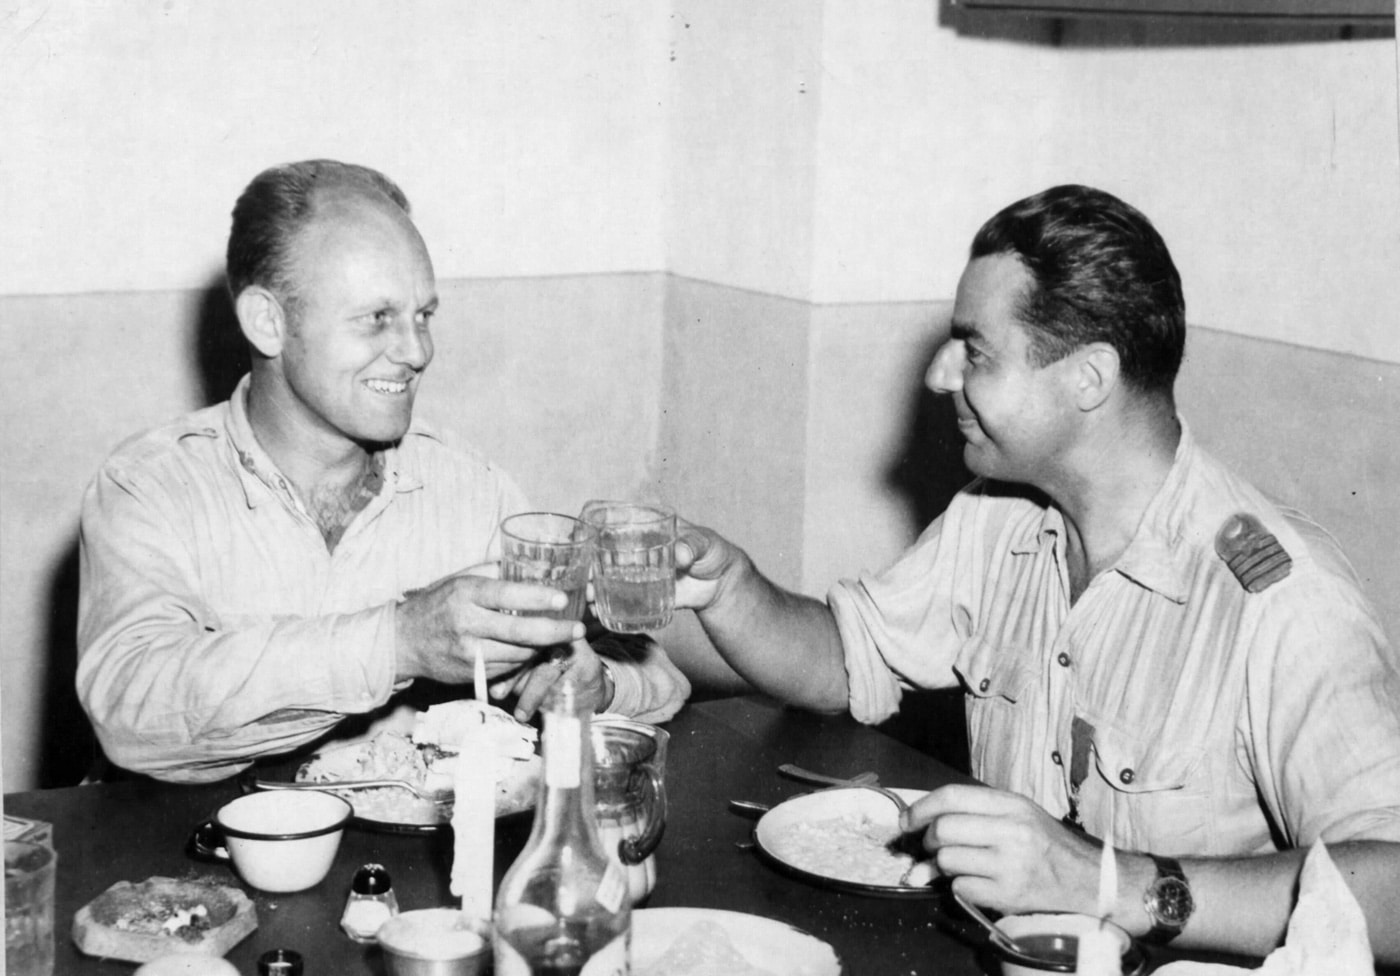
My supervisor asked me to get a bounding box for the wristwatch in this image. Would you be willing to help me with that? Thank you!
[1141,854,1194,946]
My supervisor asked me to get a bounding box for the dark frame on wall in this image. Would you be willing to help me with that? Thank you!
[952,0,1392,22]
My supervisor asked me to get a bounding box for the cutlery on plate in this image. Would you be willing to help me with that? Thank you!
[778,764,909,818]
[951,890,1030,957]
[727,799,772,818]
[253,778,452,803]
[777,763,881,789]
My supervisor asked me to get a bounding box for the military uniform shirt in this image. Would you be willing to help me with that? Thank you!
[829,422,1400,855]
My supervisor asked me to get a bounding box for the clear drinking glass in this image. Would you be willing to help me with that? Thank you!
[499,512,597,621]
[5,840,56,976]
[580,501,677,633]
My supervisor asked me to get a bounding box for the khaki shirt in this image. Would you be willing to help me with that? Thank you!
[830,423,1400,855]
[78,376,688,783]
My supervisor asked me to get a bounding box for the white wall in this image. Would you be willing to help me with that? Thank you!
[804,2,1400,360]
[6,1,1394,354]
[665,1,825,299]
[0,1,670,297]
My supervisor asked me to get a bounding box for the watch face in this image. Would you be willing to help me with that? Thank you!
[1149,876,1194,927]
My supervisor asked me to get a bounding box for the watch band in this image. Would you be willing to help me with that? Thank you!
[1141,854,1194,946]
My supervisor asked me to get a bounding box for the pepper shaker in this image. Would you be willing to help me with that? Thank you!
[340,863,399,943]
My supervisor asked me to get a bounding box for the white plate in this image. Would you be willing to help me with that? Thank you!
[632,907,842,976]
[292,752,539,832]
[753,787,938,898]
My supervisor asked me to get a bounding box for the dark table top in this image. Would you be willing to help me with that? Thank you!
[5,696,1258,975]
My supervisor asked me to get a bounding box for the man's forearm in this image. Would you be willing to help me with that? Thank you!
[78,603,398,779]
[1116,841,1400,963]
[693,554,848,712]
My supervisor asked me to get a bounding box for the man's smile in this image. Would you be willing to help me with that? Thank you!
[364,377,412,396]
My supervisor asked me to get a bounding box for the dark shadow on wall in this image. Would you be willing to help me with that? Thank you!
[889,384,974,536]
[38,541,98,787]
[876,326,975,772]
[194,276,250,407]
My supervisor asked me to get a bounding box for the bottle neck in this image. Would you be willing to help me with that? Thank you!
[530,679,601,850]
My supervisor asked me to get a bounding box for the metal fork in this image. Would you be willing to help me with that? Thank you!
[254,778,453,804]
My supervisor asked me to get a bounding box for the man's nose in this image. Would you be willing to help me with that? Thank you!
[925,339,965,394]
[391,319,432,370]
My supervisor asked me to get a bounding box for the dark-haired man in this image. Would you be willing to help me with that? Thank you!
[674,185,1400,960]
[78,160,688,784]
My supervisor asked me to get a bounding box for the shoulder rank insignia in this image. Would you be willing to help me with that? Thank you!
[1215,513,1292,593]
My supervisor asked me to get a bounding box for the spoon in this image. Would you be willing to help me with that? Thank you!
[951,890,1031,958]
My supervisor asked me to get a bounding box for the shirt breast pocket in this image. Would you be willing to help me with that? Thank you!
[1089,723,1213,855]
[954,636,1034,703]
[954,637,1035,766]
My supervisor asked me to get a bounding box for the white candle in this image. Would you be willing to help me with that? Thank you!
[1077,837,1119,975]
[1096,835,1117,921]
[450,727,497,922]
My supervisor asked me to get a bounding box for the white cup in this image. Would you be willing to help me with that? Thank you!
[993,912,1136,976]
[194,790,352,893]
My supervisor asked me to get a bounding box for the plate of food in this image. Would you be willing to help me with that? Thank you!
[752,787,939,898]
[632,907,842,976]
[287,700,541,833]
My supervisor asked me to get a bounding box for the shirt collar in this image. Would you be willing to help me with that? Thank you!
[1004,421,1199,604]
[1009,487,1062,556]
[222,374,425,508]
[1110,419,1198,604]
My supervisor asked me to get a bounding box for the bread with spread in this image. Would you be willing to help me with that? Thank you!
[72,876,256,963]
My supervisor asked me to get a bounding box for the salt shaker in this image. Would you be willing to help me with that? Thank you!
[257,948,304,975]
[340,863,399,943]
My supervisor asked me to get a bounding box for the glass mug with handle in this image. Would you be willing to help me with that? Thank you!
[499,512,597,622]
[579,501,677,634]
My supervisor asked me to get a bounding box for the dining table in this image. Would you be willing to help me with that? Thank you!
[6,695,1281,975]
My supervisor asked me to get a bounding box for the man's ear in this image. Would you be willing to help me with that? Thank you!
[1073,343,1120,411]
[234,286,288,358]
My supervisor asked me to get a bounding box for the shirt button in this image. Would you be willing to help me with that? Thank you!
[1057,653,1071,667]
[1051,750,1062,765]
[1119,768,1135,785]
[978,678,991,692]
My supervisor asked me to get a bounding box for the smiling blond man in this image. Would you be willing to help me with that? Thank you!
[77,160,687,783]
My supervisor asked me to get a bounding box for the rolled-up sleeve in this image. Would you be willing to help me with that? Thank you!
[828,509,969,726]
[592,634,691,724]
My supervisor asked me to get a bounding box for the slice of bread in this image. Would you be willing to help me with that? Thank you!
[72,877,257,963]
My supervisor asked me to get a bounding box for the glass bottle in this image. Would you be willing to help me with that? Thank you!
[493,674,631,976]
